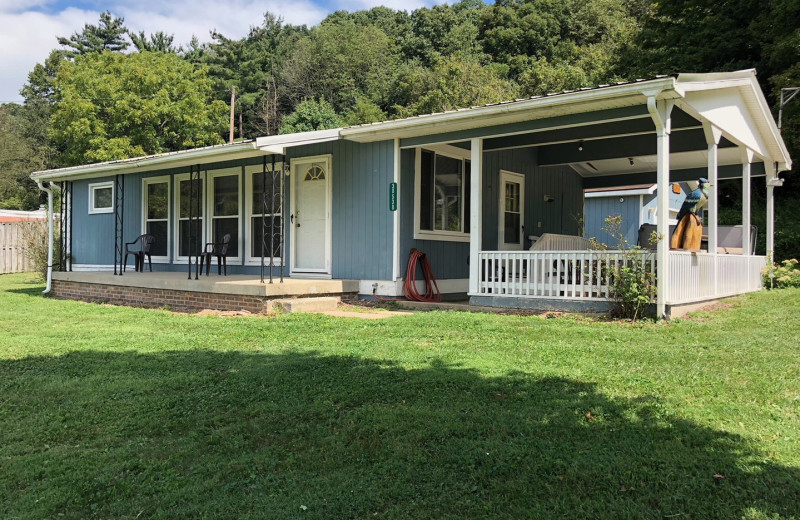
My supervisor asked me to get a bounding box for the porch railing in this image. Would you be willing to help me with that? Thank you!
[476,250,654,300]
[666,252,766,304]
[476,250,766,303]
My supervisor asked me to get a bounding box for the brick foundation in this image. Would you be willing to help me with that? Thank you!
[52,280,275,313]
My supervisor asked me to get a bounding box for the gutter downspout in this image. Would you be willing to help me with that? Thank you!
[35,180,55,294]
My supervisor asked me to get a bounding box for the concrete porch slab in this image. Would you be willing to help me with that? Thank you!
[52,271,359,298]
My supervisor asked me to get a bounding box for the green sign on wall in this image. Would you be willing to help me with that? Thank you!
[389,182,397,211]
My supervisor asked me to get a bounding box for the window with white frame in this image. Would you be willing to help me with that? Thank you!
[416,148,471,241]
[88,181,114,214]
[245,164,283,263]
[142,176,170,259]
[174,174,204,259]
[208,169,241,261]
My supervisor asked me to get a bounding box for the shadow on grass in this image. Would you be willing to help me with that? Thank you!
[1,350,798,519]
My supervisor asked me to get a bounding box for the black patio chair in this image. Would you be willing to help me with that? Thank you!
[124,234,155,272]
[203,234,232,276]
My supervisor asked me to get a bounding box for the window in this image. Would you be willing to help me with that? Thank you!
[209,171,241,261]
[246,163,283,263]
[88,181,114,214]
[174,174,204,259]
[142,176,170,260]
[415,149,471,241]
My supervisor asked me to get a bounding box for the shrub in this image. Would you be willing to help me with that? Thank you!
[763,258,800,289]
[17,219,61,280]
[591,215,658,321]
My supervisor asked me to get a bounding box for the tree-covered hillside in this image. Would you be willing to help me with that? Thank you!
[1,0,798,257]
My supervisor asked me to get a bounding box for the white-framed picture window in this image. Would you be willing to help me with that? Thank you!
[245,163,284,265]
[414,147,471,242]
[207,168,242,264]
[173,172,205,262]
[88,181,114,214]
[142,176,170,261]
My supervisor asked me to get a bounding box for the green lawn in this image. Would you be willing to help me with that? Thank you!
[1,274,799,519]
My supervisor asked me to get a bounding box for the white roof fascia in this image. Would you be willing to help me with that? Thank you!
[255,128,341,154]
[677,69,791,171]
[341,78,679,142]
[31,141,264,181]
[585,186,657,198]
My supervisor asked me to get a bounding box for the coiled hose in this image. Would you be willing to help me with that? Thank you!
[375,248,442,302]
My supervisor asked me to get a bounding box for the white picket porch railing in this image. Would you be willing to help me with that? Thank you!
[666,252,766,304]
[476,250,655,300]
[475,250,766,304]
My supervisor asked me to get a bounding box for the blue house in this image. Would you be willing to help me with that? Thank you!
[32,70,791,318]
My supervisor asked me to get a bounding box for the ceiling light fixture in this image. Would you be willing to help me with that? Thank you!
[578,140,584,152]
[628,157,634,166]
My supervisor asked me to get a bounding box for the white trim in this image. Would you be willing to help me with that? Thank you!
[244,162,284,266]
[290,154,333,276]
[206,167,243,265]
[392,138,401,281]
[468,138,483,295]
[88,181,114,214]
[584,186,656,198]
[71,264,115,272]
[498,170,525,251]
[141,175,171,263]
[360,278,469,296]
[172,171,206,264]
[255,129,341,155]
[413,147,472,242]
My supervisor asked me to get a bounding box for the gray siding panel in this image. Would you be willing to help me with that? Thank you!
[584,196,641,246]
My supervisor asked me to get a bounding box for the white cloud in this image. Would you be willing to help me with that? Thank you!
[0,0,448,103]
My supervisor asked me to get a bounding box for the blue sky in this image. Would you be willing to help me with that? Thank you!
[0,0,445,103]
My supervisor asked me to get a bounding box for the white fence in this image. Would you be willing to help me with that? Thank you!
[476,250,766,304]
[1,222,31,274]
[477,250,655,300]
[666,252,766,304]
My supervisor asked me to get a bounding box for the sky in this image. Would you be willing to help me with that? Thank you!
[0,0,445,103]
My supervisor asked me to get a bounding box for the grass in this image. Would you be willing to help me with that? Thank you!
[1,273,799,519]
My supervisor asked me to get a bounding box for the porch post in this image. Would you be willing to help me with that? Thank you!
[646,94,672,318]
[741,149,754,256]
[766,163,777,257]
[392,138,401,283]
[468,137,483,295]
[703,123,722,297]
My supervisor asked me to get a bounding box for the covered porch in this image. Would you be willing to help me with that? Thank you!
[341,70,791,318]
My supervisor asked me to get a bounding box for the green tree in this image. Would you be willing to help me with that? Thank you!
[390,56,518,117]
[129,31,180,53]
[278,98,344,134]
[281,21,399,113]
[50,51,227,166]
[57,11,129,58]
[0,104,43,210]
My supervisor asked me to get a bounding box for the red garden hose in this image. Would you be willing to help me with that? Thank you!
[374,248,442,303]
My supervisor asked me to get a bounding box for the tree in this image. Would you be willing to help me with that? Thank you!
[389,56,518,117]
[57,11,129,58]
[0,104,43,210]
[281,21,399,114]
[278,98,344,134]
[129,31,180,53]
[50,51,227,166]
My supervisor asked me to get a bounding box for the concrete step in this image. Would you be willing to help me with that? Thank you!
[271,296,340,313]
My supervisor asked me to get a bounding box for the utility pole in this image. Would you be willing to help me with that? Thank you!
[229,86,236,143]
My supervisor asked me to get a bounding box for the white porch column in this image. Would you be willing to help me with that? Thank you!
[741,149,754,256]
[646,94,672,318]
[703,123,722,256]
[766,162,777,257]
[468,138,483,295]
[392,138,401,282]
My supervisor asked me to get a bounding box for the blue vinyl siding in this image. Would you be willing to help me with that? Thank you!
[399,147,584,281]
[584,196,641,247]
[286,140,394,281]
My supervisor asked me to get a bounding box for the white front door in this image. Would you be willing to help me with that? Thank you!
[291,155,331,275]
[498,170,525,250]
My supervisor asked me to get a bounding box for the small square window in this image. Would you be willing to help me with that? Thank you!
[89,182,114,214]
